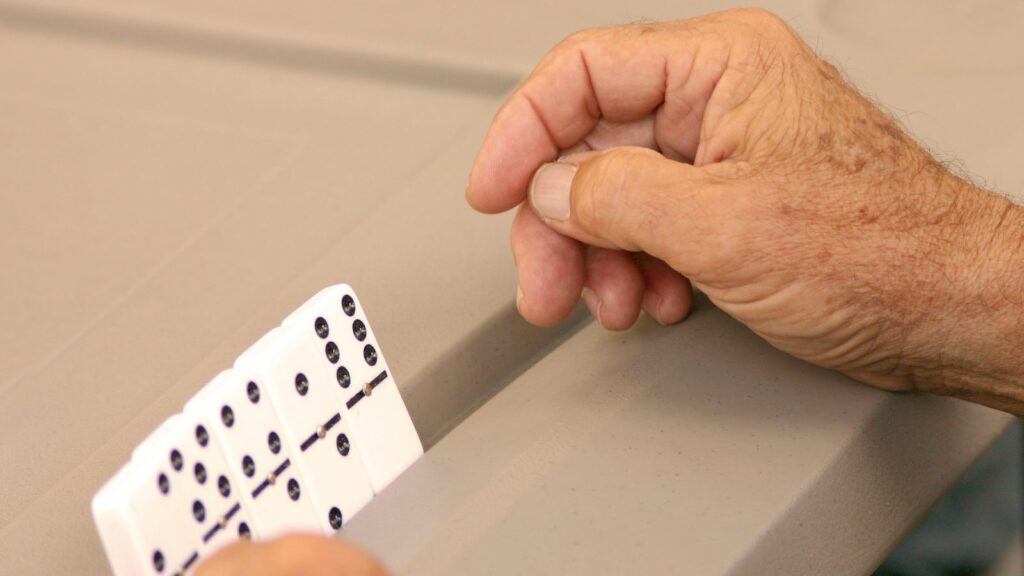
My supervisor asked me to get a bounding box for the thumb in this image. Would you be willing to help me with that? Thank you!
[528,147,731,268]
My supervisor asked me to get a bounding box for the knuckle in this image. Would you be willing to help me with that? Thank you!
[537,27,605,73]
[574,148,657,243]
[574,150,627,218]
[722,7,801,57]
[731,7,789,32]
[571,166,603,228]
[557,27,604,52]
[623,20,669,38]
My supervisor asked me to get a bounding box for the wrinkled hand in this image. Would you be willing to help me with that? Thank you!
[467,9,1024,412]
[196,534,388,576]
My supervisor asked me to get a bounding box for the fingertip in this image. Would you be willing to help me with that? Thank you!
[517,283,569,327]
[464,180,481,212]
[468,95,561,215]
[595,295,641,331]
[269,534,389,576]
[580,286,604,325]
[656,280,693,324]
[511,205,585,327]
[466,162,513,214]
[641,290,665,324]
[584,248,644,331]
[515,286,556,328]
[641,287,692,325]
[636,254,692,325]
[465,166,508,214]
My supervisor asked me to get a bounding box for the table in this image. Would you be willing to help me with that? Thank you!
[1,1,1020,573]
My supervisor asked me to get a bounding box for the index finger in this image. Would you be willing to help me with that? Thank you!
[465,19,729,214]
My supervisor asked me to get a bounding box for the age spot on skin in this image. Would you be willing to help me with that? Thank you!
[858,206,879,224]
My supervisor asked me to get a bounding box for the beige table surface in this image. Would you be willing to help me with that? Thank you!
[0,1,1020,574]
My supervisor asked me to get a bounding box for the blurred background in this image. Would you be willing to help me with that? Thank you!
[1,1,1020,574]
[876,422,1020,576]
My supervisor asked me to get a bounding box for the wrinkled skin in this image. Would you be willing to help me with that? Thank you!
[466,8,1024,412]
[200,8,1024,576]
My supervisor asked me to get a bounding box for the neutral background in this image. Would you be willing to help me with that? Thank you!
[1,1,1021,574]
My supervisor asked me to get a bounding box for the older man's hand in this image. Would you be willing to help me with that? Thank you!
[467,8,1024,413]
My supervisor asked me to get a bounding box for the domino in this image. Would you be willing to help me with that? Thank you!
[93,284,422,575]
[131,414,255,560]
[185,369,321,539]
[92,461,200,576]
[283,284,422,492]
[236,325,375,531]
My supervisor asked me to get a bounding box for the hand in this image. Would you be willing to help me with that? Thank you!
[195,534,388,576]
[466,9,1024,412]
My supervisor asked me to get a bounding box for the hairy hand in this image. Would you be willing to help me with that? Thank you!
[467,9,1024,411]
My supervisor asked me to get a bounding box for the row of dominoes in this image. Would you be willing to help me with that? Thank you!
[92,284,423,576]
